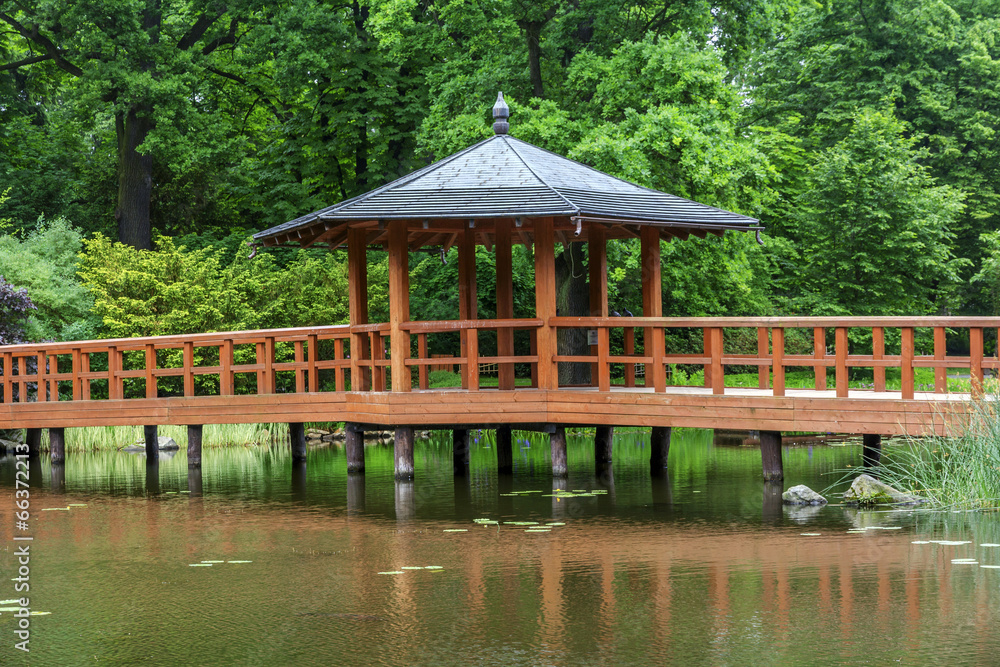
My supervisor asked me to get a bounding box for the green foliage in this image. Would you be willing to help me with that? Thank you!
[0,217,96,341]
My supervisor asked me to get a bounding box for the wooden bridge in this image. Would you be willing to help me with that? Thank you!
[3,95,994,483]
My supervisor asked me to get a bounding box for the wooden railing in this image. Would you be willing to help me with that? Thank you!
[2,317,998,403]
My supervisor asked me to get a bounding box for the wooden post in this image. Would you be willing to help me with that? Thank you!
[550,426,568,477]
[703,329,712,390]
[760,430,783,481]
[624,328,636,387]
[641,226,664,389]
[36,352,46,402]
[290,422,306,462]
[348,226,370,391]
[144,425,158,463]
[901,327,915,400]
[835,327,848,398]
[464,327,479,391]
[453,429,470,471]
[220,339,233,396]
[51,458,65,494]
[595,426,614,465]
[25,428,41,457]
[862,434,882,468]
[873,327,886,392]
[813,327,826,390]
[262,337,275,394]
[757,328,769,389]
[534,217,558,390]
[497,426,513,473]
[187,425,203,467]
[49,427,65,464]
[589,224,608,387]
[346,427,365,473]
[184,341,196,397]
[772,328,785,397]
[388,219,412,392]
[417,333,429,390]
[294,340,306,393]
[187,467,203,497]
[709,327,724,395]
[3,351,11,403]
[145,343,157,398]
[459,227,477,390]
[933,327,947,394]
[394,427,415,480]
[650,426,670,470]
[108,346,122,400]
[496,219,515,390]
[971,327,984,396]
[307,334,319,392]
[347,472,365,514]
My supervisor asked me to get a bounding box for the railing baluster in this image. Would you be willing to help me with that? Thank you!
[81,352,91,400]
[72,348,82,401]
[334,337,345,392]
[36,352,46,402]
[703,329,712,390]
[308,334,319,392]
[772,328,785,397]
[651,324,666,392]
[598,326,611,392]
[294,340,305,393]
[835,327,848,398]
[145,343,157,399]
[263,337,275,394]
[624,327,635,388]
[2,351,10,403]
[813,327,826,391]
[255,342,265,393]
[901,327,915,399]
[49,354,58,401]
[529,329,539,388]
[757,327,769,389]
[934,327,947,394]
[184,341,195,397]
[417,333,429,390]
[108,346,122,400]
[709,327,724,395]
[220,339,233,395]
[464,328,479,391]
[971,327,984,396]
[873,327,885,392]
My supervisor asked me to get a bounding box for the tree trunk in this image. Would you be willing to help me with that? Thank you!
[556,242,591,385]
[523,20,545,98]
[115,107,154,250]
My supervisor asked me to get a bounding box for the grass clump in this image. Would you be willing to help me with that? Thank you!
[872,394,1000,509]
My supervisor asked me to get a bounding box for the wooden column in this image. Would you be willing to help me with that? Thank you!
[187,425,202,467]
[348,226,370,391]
[394,427,415,480]
[835,327,848,397]
[534,218,558,390]
[971,327,984,395]
[459,228,478,390]
[497,426,513,473]
[589,225,608,388]
[346,427,365,473]
[761,430,783,481]
[873,327,886,392]
[49,428,65,464]
[933,327,947,393]
[641,226,665,391]
[144,425,158,463]
[650,426,670,470]
[550,425,568,477]
[290,422,306,462]
[901,327,915,400]
[496,219,515,390]
[862,434,882,468]
[595,426,614,465]
[25,428,41,457]
[453,429,470,471]
[388,220,411,392]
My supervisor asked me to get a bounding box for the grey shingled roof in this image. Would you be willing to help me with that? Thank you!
[253,134,758,241]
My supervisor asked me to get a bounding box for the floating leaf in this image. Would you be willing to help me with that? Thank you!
[980,565,1000,569]
[546,522,566,526]
[189,564,213,567]
[525,529,551,533]
[800,533,821,536]
[932,540,971,546]
[981,543,1000,547]
[0,600,22,605]
[424,566,443,570]
[401,566,424,570]
[68,503,87,507]
[378,571,404,575]
[30,612,50,616]
[0,607,21,612]
[911,541,931,544]
[227,560,253,564]
[951,559,979,564]
[201,560,224,564]
[443,529,468,533]
[40,508,69,511]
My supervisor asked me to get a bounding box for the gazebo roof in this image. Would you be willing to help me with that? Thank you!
[253,94,761,249]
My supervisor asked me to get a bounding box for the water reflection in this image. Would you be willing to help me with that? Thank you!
[2,431,1000,666]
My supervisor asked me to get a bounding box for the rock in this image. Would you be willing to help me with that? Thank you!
[124,436,178,452]
[782,485,828,505]
[843,474,924,505]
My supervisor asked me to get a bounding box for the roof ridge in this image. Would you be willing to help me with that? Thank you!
[502,136,580,216]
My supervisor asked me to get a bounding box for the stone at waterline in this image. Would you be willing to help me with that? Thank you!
[842,474,925,505]
[121,436,178,452]
[782,485,828,506]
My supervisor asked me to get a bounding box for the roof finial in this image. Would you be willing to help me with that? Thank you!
[492,91,509,135]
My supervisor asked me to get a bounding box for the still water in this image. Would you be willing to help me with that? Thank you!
[1,429,1000,666]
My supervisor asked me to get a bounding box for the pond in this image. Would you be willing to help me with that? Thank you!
[1,429,999,666]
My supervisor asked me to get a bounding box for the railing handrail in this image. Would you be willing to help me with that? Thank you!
[550,316,1000,328]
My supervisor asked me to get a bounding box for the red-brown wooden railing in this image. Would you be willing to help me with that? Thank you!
[1,317,998,403]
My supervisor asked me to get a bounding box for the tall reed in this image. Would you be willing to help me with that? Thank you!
[40,423,290,452]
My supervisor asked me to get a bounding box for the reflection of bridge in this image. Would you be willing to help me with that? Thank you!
[0,315,993,481]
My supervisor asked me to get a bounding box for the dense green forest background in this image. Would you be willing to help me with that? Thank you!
[2,0,1000,346]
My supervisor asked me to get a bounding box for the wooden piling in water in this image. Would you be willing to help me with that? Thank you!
[347,472,365,515]
[497,426,513,473]
[395,427,415,480]
[51,462,65,493]
[346,426,365,473]
[453,429,469,471]
[25,428,41,456]
[550,426,568,477]
[650,426,670,470]
[144,425,158,462]
[49,427,65,464]
[187,425,202,467]
[760,430,783,481]
[862,434,882,468]
[187,467,203,496]
[595,426,614,465]
[289,422,306,462]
